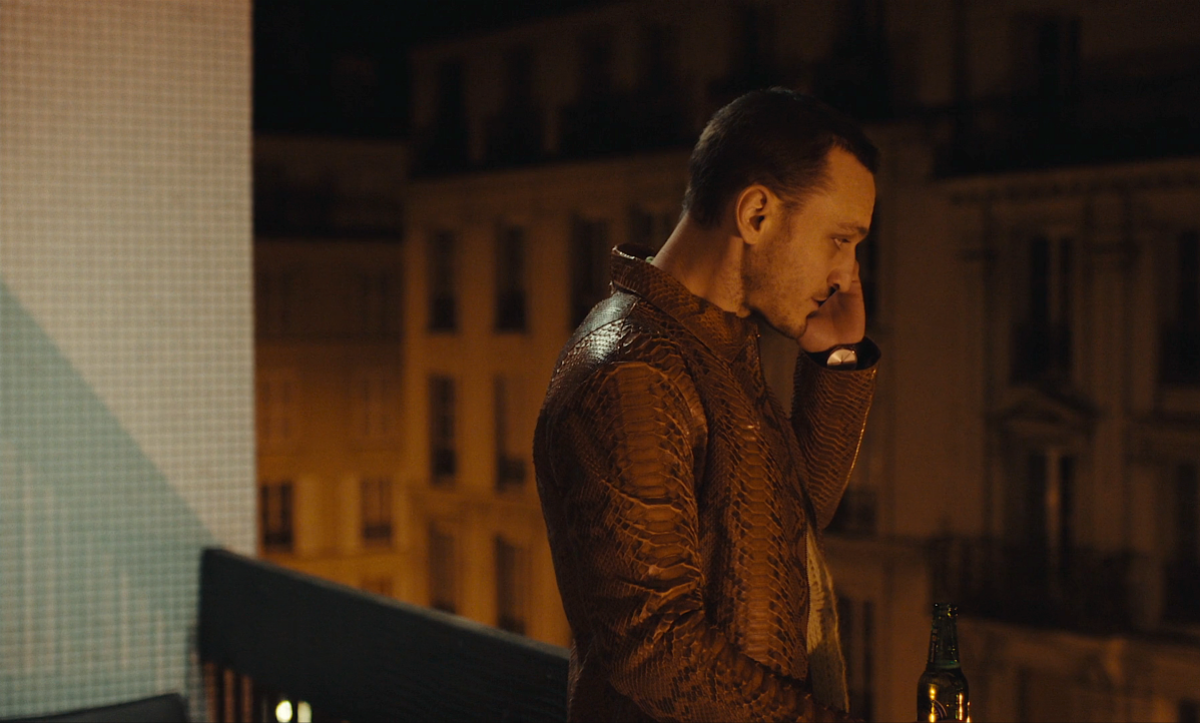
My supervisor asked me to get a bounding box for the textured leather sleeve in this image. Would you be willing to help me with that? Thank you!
[548,360,843,723]
[790,342,878,530]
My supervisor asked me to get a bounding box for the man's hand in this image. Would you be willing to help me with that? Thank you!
[798,261,866,353]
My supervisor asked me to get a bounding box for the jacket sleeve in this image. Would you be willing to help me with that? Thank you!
[547,360,846,723]
[790,340,879,530]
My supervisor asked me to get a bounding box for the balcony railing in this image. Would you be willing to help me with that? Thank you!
[199,548,568,722]
[940,68,1200,175]
[931,537,1147,634]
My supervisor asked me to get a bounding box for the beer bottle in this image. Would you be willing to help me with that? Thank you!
[916,602,970,722]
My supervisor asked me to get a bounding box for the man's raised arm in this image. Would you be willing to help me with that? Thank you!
[789,342,879,530]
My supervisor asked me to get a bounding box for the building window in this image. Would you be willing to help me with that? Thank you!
[504,45,535,109]
[352,370,395,443]
[495,225,528,332]
[486,46,543,165]
[356,270,398,337]
[1009,450,1075,558]
[1166,463,1200,624]
[361,577,393,598]
[570,215,612,327]
[255,269,298,338]
[428,231,458,332]
[428,525,458,614]
[639,23,678,91]
[436,59,466,126]
[429,375,457,486]
[260,481,294,553]
[1180,699,1199,723]
[578,30,614,97]
[494,375,527,491]
[1161,230,1200,385]
[1174,463,1200,563]
[732,3,776,79]
[858,210,880,322]
[1011,14,1080,102]
[1012,235,1073,384]
[422,58,469,172]
[495,536,529,635]
[827,487,877,537]
[627,205,676,253]
[360,476,393,546]
[257,370,299,447]
[837,596,874,723]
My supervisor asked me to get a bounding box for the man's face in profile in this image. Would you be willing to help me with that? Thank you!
[744,146,876,340]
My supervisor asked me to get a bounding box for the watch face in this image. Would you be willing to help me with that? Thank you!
[827,348,857,367]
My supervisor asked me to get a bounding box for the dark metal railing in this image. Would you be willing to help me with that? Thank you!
[931,537,1146,634]
[939,70,1200,175]
[198,548,569,722]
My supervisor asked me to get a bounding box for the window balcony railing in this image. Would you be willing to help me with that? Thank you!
[939,68,1200,175]
[199,548,568,722]
[931,537,1145,634]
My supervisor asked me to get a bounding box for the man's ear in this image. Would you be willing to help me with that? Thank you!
[734,185,776,245]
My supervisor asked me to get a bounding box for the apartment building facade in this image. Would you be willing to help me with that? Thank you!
[254,136,409,597]
[402,1,1200,721]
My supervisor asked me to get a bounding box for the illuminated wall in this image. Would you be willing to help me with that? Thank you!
[0,1,253,718]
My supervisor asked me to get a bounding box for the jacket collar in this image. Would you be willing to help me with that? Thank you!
[610,243,759,362]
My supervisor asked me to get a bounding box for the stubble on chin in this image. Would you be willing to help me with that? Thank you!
[754,304,805,342]
[744,269,807,341]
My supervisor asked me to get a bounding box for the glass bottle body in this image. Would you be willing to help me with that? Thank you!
[917,665,969,722]
[916,602,970,722]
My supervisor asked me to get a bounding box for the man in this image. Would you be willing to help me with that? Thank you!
[533,88,879,722]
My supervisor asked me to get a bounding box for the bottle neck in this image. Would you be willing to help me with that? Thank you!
[926,609,961,670]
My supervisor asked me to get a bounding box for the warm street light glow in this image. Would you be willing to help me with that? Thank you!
[275,699,293,723]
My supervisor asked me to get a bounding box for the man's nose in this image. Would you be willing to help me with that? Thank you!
[829,256,855,293]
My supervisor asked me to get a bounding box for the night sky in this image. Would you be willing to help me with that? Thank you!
[253,0,617,137]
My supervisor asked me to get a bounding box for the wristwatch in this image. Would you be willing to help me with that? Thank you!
[825,344,858,368]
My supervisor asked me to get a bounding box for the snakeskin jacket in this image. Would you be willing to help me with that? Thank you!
[534,244,878,722]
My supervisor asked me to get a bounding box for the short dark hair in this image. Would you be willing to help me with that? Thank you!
[682,88,879,227]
